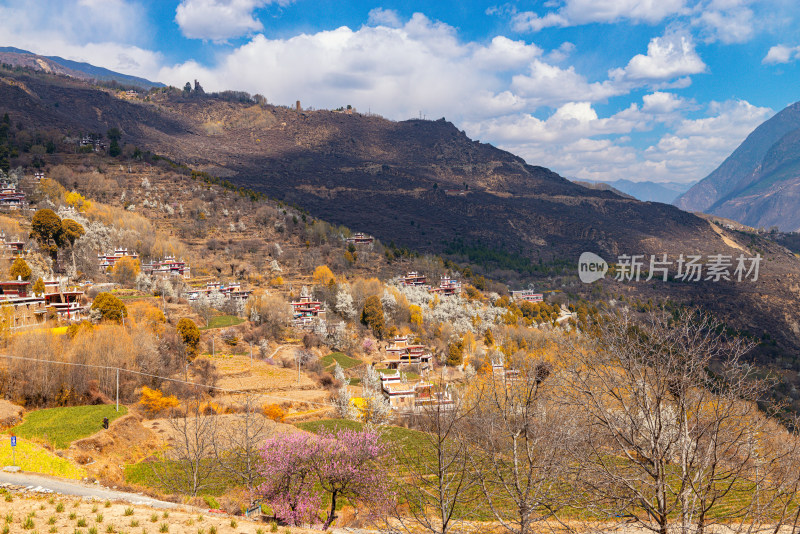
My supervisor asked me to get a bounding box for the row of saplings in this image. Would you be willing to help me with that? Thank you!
[144,308,800,534]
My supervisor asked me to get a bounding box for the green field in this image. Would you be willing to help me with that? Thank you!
[320,352,362,371]
[124,459,231,496]
[200,315,245,330]
[297,419,427,458]
[11,405,128,449]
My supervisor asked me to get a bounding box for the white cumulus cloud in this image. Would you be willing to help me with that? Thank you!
[175,0,286,42]
[692,0,755,44]
[511,0,686,32]
[763,44,800,64]
[367,7,403,28]
[159,14,583,120]
[609,32,706,83]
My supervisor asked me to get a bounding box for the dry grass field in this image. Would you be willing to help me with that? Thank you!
[0,490,323,534]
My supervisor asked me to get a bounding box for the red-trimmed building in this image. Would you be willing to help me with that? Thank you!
[187,281,251,302]
[0,232,26,257]
[429,276,461,296]
[0,277,86,329]
[0,184,26,210]
[379,372,452,412]
[511,289,543,303]
[142,257,191,279]
[98,249,139,272]
[0,279,30,298]
[401,271,427,287]
[382,336,432,370]
[345,233,374,245]
[291,295,326,329]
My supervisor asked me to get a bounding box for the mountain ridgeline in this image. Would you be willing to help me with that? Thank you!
[0,47,163,90]
[3,66,800,387]
[676,101,800,231]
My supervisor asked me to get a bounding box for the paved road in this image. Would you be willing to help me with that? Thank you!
[0,471,178,509]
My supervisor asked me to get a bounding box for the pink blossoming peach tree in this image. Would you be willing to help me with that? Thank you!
[257,427,393,529]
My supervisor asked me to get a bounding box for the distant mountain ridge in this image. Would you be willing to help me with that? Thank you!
[0,47,163,89]
[580,179,694,204]
[675,101,800,231]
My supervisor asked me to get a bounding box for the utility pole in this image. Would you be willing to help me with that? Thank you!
[115,367,119,412]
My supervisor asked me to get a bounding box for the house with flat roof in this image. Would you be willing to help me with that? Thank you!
[290,295,326,330]
[379,372,453,412]
[141,257,191,279]
[345,233,374,245]
[187,281,251,302]
[400,271,427,287]
[511,289,543,302]
[382,335,433,370]
[98,249,139,272]
[429,276,461,296]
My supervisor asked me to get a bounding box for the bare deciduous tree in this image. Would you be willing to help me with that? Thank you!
[565,308,800,534]
[212,395,274,497]
[152,402,218,497]
[468,357,580,534]
[391,381,480,534]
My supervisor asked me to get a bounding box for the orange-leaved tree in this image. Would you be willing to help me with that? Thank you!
[139,386,179,415]
[176,317,201,359]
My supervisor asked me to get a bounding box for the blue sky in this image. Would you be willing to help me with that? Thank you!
[2,0,800,185]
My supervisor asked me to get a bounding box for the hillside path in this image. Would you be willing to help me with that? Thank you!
[0,471,178,508]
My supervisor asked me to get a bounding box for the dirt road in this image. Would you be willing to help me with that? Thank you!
[0,470,178,508]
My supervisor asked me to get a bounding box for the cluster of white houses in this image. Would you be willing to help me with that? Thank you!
[0,232,25,258]
[378,355,519,413]
[187,281,251,303]
[400,271,462,296]
[0,277,86,329]
[78,135,107,152]
[0,182,27,210]
[290,295,326,330]
[381,335,433,371]
[98,249,191,279]
[98,249,139,271]
[511,289,544,302]
[142,257,191,279]
[379,372,453,412]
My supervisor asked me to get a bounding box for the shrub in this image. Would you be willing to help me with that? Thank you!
[312,265,335,286]
[32,277,45,295]
[9,257,31,280]
[447,340,464,366]
[139,386,179,415]
[221,328,238,347]
[30,209,63,258]
[91,292,128,323]
[360,295,385,339]
[262,404,285,422]
[177,318,201,358]
[112,256,140,286]
[65,191,92,212]
[61,218,85,247]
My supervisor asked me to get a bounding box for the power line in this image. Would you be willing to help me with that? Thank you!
[0,353,334,408]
